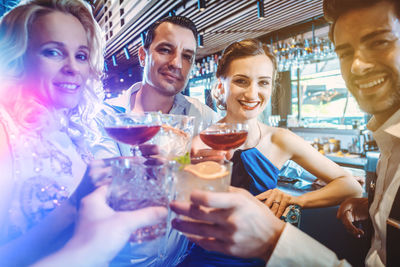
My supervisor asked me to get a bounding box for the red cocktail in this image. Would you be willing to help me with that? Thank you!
[105,125,161,146]
[104,112,162,156]
[199,123,248,150]
[200,130,248,150]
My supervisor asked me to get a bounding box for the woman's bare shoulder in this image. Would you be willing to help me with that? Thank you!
[269,127,296,141]
[267,127,308,152]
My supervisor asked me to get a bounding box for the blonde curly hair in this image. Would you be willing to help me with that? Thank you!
[0,0,105,144]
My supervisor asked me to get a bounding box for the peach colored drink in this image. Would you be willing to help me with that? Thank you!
[175,161,232,201]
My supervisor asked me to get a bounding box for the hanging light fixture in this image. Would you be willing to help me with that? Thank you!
[257,0,264,20]
[104,61,108,72]
[198,32,204,48]
[198,0,206,11]
[140,31,146,46]
[123,46,130,60]
[112,55,117,66]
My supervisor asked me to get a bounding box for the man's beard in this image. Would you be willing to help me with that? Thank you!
[358,79,400,115]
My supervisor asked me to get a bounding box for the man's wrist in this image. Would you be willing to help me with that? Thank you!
[262,218,286,261]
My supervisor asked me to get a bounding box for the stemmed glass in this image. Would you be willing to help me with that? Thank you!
[153,114,195,160]
[199,122,249,151]
[104,112,162,156]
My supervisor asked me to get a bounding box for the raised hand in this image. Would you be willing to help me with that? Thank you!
[170,186,285,261]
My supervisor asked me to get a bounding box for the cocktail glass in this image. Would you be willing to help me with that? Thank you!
[151,114,195,160]
[141,114,195,261]
[174,160,232,202]
[173,160,232,229]
[103,112,162,157]
[106,157,175,243]
[199,122,249,151]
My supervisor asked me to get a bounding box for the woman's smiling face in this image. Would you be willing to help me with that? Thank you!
[222,54,274,121]
[24,11,91,110]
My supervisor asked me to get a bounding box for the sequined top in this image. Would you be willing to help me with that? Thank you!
[0,107,88,242]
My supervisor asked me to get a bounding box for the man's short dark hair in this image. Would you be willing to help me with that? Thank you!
[143,16,198,50]
[323,0,400,42]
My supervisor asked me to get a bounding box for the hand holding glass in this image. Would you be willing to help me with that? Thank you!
[106,157,174,243]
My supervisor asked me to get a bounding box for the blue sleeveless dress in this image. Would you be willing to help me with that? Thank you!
[179,148,280,267]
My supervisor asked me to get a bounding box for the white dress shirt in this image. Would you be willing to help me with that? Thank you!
[365,109,400,266]
[267,223,351,267]
[268,109,400,266]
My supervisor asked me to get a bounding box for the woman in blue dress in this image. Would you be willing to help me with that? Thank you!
[187,38,363,266]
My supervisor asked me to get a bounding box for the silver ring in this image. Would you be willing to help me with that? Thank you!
[272,201,280,205]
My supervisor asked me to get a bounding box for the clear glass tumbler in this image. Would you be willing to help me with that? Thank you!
[106,157,175,243]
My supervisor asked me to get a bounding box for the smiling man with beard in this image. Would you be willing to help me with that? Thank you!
[330,0,400,266]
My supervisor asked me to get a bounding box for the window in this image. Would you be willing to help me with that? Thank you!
[109,11,112,18]
[290,58,366,128]
[120,18,125,27]
[109,21,112,28]
[110,30,113,37]
[120,8,124,16]
[120,0,124,4]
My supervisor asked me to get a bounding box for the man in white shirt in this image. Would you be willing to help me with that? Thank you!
[170,0,400,266]
[93,16,217,267]
[92,16,217,159]
[326,0,400,265]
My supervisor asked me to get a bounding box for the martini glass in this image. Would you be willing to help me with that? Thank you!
[104,112,162,157]
[199,122,249,151]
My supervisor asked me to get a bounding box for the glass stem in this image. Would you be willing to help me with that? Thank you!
[131,145,142,157]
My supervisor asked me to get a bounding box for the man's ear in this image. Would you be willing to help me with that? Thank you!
[138,46,146,67]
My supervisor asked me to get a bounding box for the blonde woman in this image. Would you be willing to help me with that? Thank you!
[0,1,160,265]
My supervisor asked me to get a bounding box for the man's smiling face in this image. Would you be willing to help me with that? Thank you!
[334,1,400,117]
